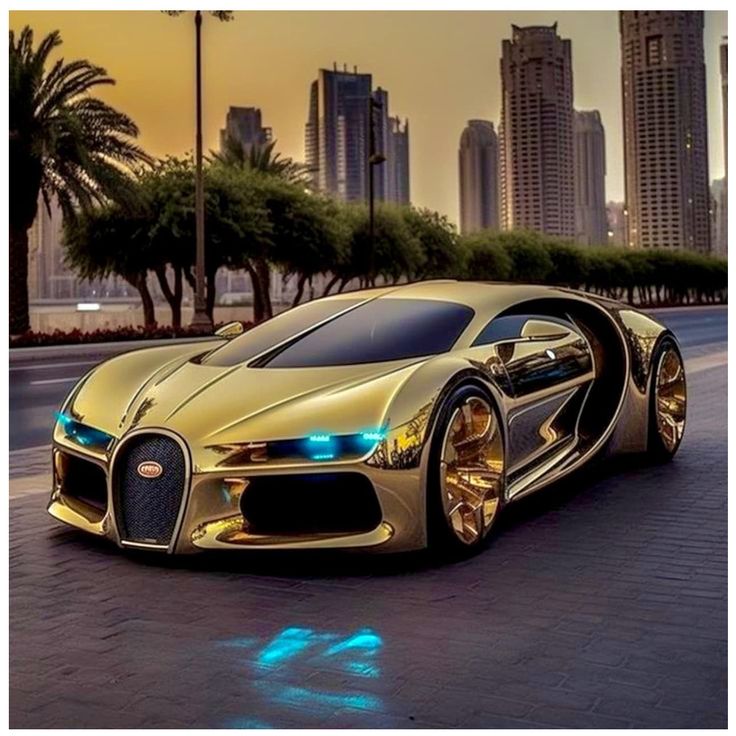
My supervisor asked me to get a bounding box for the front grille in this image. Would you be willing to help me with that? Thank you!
[113,434,187,546]
[241,473,382,535]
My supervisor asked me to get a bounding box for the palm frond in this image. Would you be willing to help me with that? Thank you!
[212,135,309,184]
[10,24,152,230]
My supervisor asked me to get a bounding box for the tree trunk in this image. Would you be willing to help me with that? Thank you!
[10,224,30,334]
[153,265,182,329]
[206,268,217,323]
[174,266,183,324]
[322,274,340,297]
[245,263,264,322]
[291,274,307,307]
[255,258,272,319]
[183,267,196,291]
[126,273,156,327]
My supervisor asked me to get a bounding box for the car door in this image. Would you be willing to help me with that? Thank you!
[472,313,595,478]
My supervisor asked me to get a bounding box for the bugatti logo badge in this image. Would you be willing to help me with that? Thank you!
[137,461,163,479]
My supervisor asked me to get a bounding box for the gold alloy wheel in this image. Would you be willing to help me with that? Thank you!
[654,345,687,453]
[439,396,505,545]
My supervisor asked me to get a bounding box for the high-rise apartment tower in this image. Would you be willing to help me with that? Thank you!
[573,110,607,245]
[499,23,575,238]
[458,120,500,234]
[620,11,711,251]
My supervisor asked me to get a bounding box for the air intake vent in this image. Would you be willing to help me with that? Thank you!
[113,434,187,547]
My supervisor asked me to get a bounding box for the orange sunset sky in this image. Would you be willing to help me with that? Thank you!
[9,10,728,225]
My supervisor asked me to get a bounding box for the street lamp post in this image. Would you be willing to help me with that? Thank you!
[164,10,233,331]
[367,96,386,285]
[189,10,212,331]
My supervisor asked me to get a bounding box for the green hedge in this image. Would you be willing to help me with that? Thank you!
[458,231,727,306]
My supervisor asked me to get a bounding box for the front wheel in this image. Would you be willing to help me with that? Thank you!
[427,385,506,556]
[647,337,687,461]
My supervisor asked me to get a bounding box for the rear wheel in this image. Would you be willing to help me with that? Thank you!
[427,385,505,555]
[648,337,687,461]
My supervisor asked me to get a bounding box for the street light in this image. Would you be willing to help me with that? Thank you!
[164,10,233,331]
[368,96,386,285]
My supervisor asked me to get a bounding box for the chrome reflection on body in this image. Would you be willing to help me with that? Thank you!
[654,346,686,452]
[617,309,662,392]
[439,397,504,544]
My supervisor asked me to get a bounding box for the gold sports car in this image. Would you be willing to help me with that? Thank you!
[48,281,686,555]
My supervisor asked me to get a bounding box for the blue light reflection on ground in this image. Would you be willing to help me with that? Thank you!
[269,684,383,712]
[223,717,273,729]
[217,625,385,727]
[256,627,338,666]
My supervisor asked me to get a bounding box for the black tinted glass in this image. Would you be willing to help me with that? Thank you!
[472,314,576,347]
[204,299,362,367]
[264,298,474,368]
[471,315,529,346]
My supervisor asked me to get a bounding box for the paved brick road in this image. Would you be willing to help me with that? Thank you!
[10,361,726,729]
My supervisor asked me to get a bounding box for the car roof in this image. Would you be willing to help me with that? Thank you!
[324,280,564,313]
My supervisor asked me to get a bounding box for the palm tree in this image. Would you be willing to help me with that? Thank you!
[213,136,310,184]
[9,26,151,334]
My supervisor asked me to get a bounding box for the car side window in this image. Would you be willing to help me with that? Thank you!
[471,315,530,346]
[472,314,575,347]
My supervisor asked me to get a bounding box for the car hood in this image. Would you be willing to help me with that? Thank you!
[67,342,425,447]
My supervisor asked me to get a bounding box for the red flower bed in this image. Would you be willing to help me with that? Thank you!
[10,322,254,348]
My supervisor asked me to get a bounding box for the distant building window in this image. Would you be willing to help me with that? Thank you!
[646,35,663,65]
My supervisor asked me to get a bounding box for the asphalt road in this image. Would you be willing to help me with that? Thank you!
[8,305,727,451]
[10,326,727,727]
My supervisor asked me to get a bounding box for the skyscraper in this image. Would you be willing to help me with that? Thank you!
[573,110,607,245]
[220,106,272,152]
[499,23,575,238]
[458,120,500,234]
[720,37,727,257]
[711,177,727,257]
[388,116,411,205]
[370,87,393,203]
[721,37,727,182]
[305,64,409,204]
[305,65,373,202]
[620,11,711,252]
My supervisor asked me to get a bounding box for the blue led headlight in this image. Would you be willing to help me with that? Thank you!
[304,429,386,461]
[306,433,336,461]
[55,412,113,450]
[360,431,386,443]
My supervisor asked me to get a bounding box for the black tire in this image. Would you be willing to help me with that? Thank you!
[647,336,687,462]
[426,384,506,557]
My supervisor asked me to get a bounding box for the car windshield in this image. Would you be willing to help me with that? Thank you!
[202,298,363,367]
[259,298,474,368]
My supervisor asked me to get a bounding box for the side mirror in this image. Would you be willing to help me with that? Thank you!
[520,319,572,341]
[215,321,245,340]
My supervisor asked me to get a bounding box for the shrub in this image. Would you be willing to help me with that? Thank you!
[540,238,590,288]
[497,231,554,282]
[457,230,726,307]
[461,232,513,281]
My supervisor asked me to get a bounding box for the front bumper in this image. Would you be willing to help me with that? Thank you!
[47,431,428,554]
